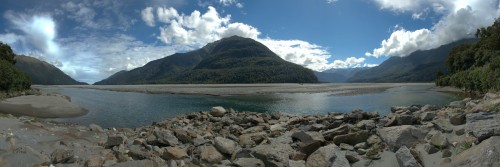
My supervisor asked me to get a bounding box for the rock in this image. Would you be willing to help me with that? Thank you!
[332,130,370,145]
[252,143,294,167]
[299,140,323,156]
[306,144,349,167]
[200,145,224,164]
[355,120,376,130]
[214,137,238,155]
[423,143,439,154]
[421,104,439,112]
[234,158,265,167]
[289,160,306,167]
[270,124,285,132]
[356,149,367,155]
[449,100,466,108]
[339,143,354,151]
[465,112,500,142]
[127,145,152,160]
[354,142,367,149]
[451,136,500,167]
[84,156,103,167]
[366,135,382,145]
[290,152,307,161]
[345,151,359,163]
[430,132,449,148]
[162,147,188,160]
[239,132,266,147]
[432,118,454,133]
[377,125,428,151]
[89,124,104,132]
[173,128,196,143]
[245,115,265,124]
[420,112,435,122]
[455,128,465,135]
[106,135,124,148]
[395,146,422,167]
[292,131,314,142]
[397,114,415,125]
[391,106,407,113]
[51,149,74,164]
[310,124,326,131]
[210,106,226,117]
[153,130,179,146]
[111,160,157,167]
[449,113,466,125]
[323,124,349,140]
[442,149,452,158]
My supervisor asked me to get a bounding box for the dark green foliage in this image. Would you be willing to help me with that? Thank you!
[348,39,477,83]
[0,43,16,64]
[0,59,31,92]
[436,19,500,92]
[15,55,88,85]
[96,36,318,84]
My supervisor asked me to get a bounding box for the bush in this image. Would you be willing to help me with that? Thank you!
[0,59,31,92]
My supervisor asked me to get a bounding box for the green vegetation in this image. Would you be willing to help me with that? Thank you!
[15,55,88,85]
[96,36,318,84]
[0,43,31,92]
[436,19,500,92]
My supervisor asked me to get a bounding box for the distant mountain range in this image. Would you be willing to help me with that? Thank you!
[348,39,478,82]
[15,55,87,85]
[315,68,369,83]
[95,36,318,84]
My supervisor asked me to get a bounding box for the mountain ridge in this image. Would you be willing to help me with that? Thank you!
[14,55,88,85]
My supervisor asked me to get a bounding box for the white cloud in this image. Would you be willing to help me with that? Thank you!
[368,0,500,57]
[326,0,339,4]
[141,7,155,27]
[236,3,244,8]
[219,0,237,6]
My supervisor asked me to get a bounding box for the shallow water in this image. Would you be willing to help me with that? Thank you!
[44,85,459,128]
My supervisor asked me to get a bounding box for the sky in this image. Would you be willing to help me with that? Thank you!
[0,0,499,84]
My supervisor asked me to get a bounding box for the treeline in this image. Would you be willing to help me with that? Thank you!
[436,19,500,92]
[0,43,31,92]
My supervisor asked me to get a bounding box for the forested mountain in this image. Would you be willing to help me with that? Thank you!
[0,43,31,92]
[348,39,477,83]
[315,67,369,83]
[96,36,318,84]
[14,55,87,85]
[436,19,500,92]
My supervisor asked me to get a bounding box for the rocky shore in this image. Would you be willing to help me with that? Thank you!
[0,93,499,167]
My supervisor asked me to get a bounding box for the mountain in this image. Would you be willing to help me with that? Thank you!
[14,55,88,85]
[314,71,348,83]
[95,36,318,84]
[348,39,478,83]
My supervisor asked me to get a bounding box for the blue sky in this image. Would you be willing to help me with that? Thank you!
[0,0,499,83]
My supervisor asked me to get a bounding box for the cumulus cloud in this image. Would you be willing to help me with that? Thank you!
[141,7,155,27]
[326,0,339,4]
[367,0,500,57]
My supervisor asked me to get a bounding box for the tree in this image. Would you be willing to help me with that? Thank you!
[0,43,16,64]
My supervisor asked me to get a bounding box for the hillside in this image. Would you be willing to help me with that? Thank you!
[15,55,87,85]
[0,43,30,92]
[348,39,478,83]
[96,36,318,84]
[315,67,369,83]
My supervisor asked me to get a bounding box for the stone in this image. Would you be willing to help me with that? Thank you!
[289,160,306,167]
[420,104,439,112]
[345,151,359,163]
[397,114,415,125]
[252,143,294,167]
[449,101,466,108]
[377,125,428,151]
[51,149,74,164]
[84,156,103,167]
[310,124,326,131]
[110,160,156,167]
[356,149,367,155]
[455,128,465,135]
[332,130,370,145]
[234,158,265,167]
[270,124,285,132]
[449,113,466,125]
[395,146,422,167]
[292,131,313,142]
[366,135,382,145]
[322,124,350,140]
[290,151,307,161]
[239,132,267,147]
[154,130,179,146]
[451,136,500,167]
[173,128,196,143]
[89,124,104,132]
[127,145,152,160]
[430,132,449,148]
[423,143,439,154]
[465,112,500,142]
[420,112,435,122]
[339,143,354,151]
[299,140,323,156]
[306,144,349,167]
[106,135,124,148]
[210,106,226,117]
[163,147,188,160]
[200,145,224,164]
[442,149,452,158]
[214,137,238,155]
[355,120,376,130]
[354,142,367,149]
[432,118,454,133]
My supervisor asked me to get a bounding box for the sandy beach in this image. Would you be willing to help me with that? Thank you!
[0,94,88,118]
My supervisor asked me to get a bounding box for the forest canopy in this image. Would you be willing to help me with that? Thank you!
[0,43,31,92]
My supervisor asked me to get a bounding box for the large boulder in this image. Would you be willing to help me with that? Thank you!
[430,132,449,148]
[163,147,188,160]
[252,143,294,167]
[449,113,466,125]
[395,146,422,167]
[465,112,500,142]
[214,137,238,155]
[451,136,500,167]
[200,145,224,164]
[210,106,226,117]
[332,130,370,145]
[106,135,124,148]
[51,149,74,164]
[305,144,349,167]
[377,125,428,151]
[153,129,179,146]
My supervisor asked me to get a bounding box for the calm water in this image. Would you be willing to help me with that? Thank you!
[45,85,459,128]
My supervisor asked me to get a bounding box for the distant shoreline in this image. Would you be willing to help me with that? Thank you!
[36,83,435,96]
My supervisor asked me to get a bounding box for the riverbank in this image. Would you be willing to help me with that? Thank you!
[0,93,88,118]
[0,92,498,166]
[43,83,433,96]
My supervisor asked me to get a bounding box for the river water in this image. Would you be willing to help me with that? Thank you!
[43,85,459,128]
